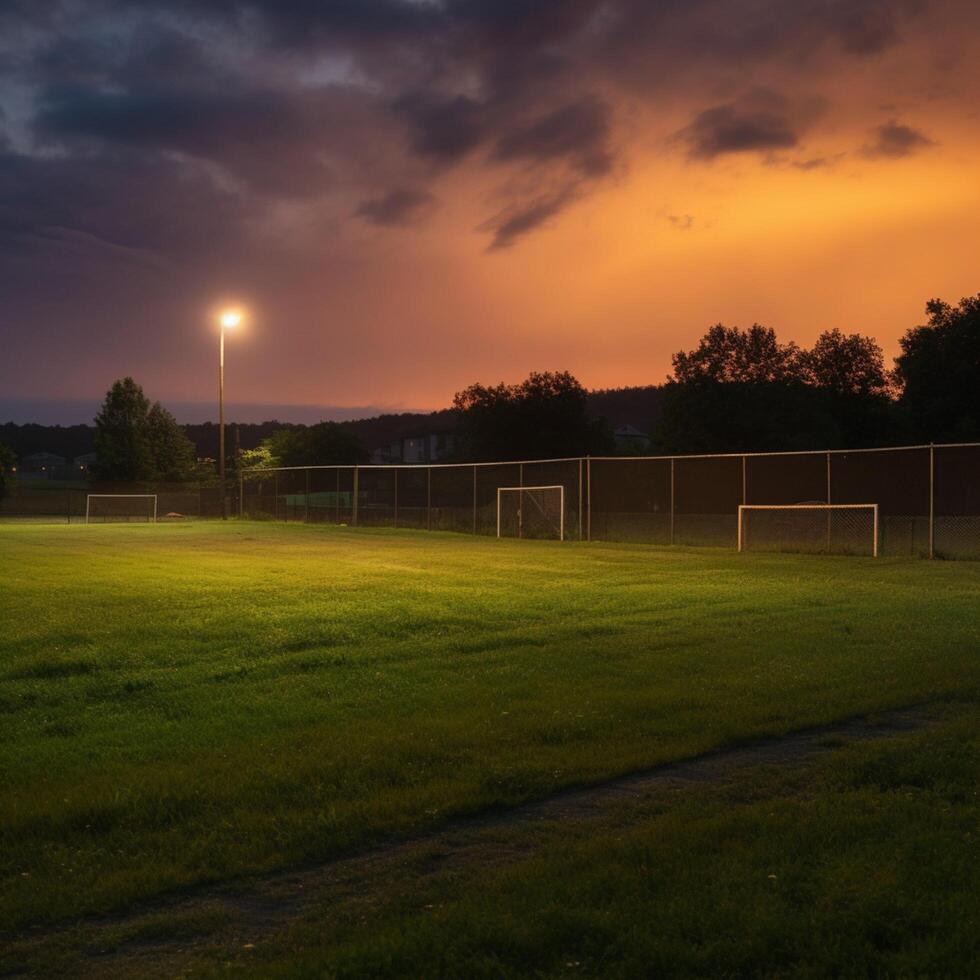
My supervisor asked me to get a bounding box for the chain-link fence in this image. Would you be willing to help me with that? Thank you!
[3,445,977,559]
[739,505,878,557]
[241,442,980,559]
[0,483,235,523]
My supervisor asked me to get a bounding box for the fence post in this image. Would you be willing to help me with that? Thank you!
[826,451,832,552]
[352,465,359,527]
[394,468,398,529]
[427,467,432,531]
[336,468,340,525]
[586,456,592,542]
[578,458,584,540]
[518,463,523,539]
[929,444,935,559]
[305,468,310,523]
[669,458,675,546]
[239,469,245,518]
[472,465,477,535]
[274,472,279,522]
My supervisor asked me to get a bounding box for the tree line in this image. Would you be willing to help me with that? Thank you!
[451,295,980,460]
[0,293,977,497]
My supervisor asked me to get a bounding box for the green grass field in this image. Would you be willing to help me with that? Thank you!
[2,522,980,976]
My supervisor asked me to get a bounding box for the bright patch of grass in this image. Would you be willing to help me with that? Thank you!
[1,522,979,934]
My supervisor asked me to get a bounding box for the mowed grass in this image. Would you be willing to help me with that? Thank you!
[189,712,980,979]
[2,522,980,938]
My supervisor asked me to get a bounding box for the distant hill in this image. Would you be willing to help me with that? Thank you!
[0,386,666,460]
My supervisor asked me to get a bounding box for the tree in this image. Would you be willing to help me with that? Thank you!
[802,330,890,397]
[453,370,613,461]
[262,422,367,468]
[92,378,154,481]
[671,323,802,385]
[0,442,14,501]
[264,428,309,468]
[238,444,278,470]
[307,421,368,465]
[93,378,203,482]
[660,323,897,453]
[146,402,198,481]
[894,296,980,441]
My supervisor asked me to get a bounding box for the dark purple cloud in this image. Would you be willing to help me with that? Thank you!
[34,85,339,196]
[0,0,959,317]
[395,94,489,164]
[355,187,435,227]
[0,0,945,258]
[485,188,580,250]
[493,98,613,177]
[862,120,935,158]
[680,103,801,159]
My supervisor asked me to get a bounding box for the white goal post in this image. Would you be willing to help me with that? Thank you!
[738,503,878,557]
[85,494,158,524]
[496,485,565,541]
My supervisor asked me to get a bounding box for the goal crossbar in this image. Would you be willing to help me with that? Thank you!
[496,485,565,541]
[738,503,878,557]
[86,494,158,524]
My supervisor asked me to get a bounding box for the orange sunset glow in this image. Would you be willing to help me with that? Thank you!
[1,0,978,420]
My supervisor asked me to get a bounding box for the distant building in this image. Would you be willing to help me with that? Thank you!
[614,425,652,453]
[20,452,68,479]
[371,432,456,464]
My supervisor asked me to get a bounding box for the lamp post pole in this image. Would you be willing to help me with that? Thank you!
[219,325,227,519]
[217,309,241,520]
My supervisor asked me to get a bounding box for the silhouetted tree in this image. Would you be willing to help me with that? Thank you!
[307,421,368,464]
[453,371,613,461]
[145,403,198,481]
[660,324,896,453]
[93,378,202,481]
[93,378,155,481]
[0,442,14,500]
[672,324,803,384]
[802,329,890,396]
[894,296,980,441]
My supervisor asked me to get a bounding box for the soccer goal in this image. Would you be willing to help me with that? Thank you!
[497,486,565,540]
[85,494,158,524]
[738,503,878,557]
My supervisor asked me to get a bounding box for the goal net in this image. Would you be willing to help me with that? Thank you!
[86,494,158,524]
[738,504,878,557]
[497,486,565,540]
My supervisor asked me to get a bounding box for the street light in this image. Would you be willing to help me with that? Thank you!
[218,308,242,519]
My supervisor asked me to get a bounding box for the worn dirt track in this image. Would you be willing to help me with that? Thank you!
[3,705,941,977]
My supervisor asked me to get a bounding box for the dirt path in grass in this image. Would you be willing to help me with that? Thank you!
[4,705,944,977]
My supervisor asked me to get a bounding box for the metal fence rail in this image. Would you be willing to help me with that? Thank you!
[241,441,980,560]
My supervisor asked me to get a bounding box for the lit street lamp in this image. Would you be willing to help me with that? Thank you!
[218,309,241,519]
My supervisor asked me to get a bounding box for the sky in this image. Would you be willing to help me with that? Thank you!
[0,0,978,424]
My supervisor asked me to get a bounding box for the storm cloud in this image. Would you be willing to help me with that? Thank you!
[0,0,954,255]
[681,104,801,159]
[862,120,935,158]
[0,0,977,418]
